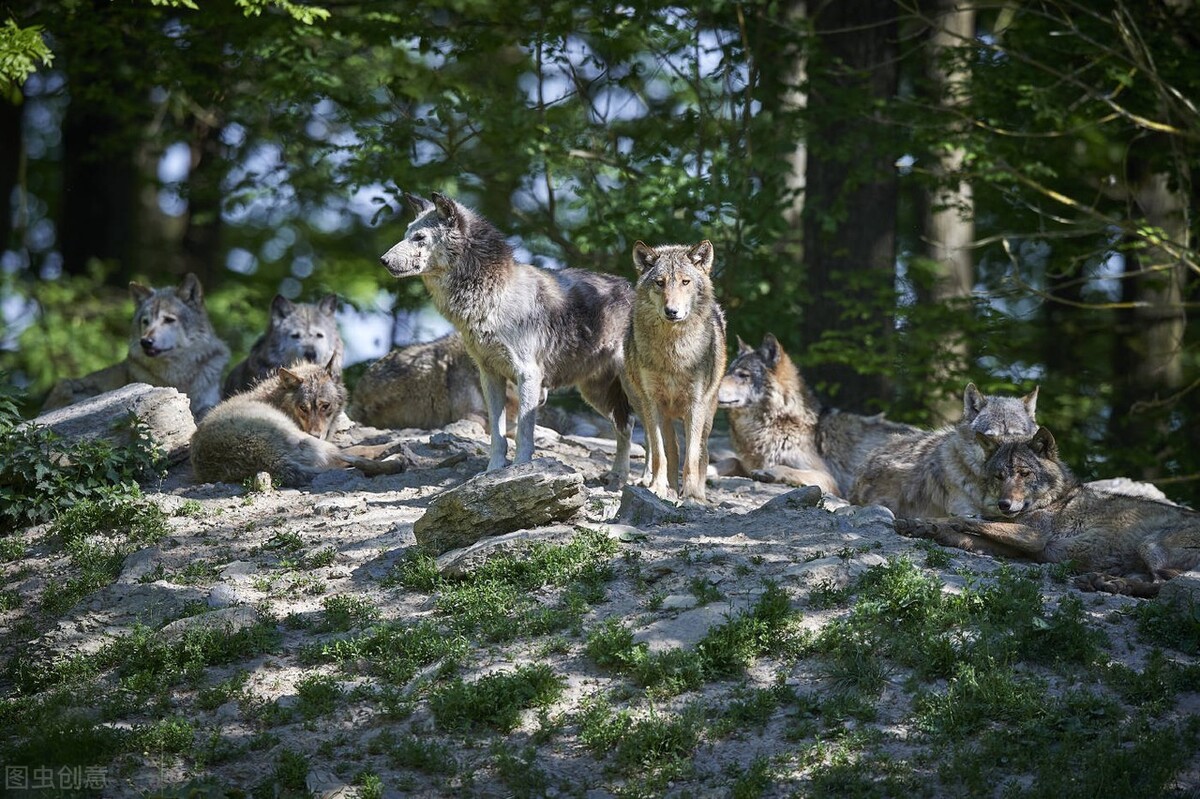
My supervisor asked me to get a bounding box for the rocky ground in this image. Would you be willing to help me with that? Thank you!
[3,414,1199,798]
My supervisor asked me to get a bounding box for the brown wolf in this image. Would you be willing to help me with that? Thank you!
[41,273,230,420]
[849,382,1039,518]
[716,333,919,496]
[223,293,344,397]
[624,241,726,503]
[191,358,405,486]
[379,192,634,483]
[894,427,1200,597]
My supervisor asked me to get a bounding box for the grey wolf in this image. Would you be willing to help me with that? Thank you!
[191,358,405,486]
[379,192,634,483]
[223,293,344,397]
[849,382,1039,517]
[41,273,230,420]
[624,240,726,502]
[716,333,919,496]
[894,427,1200,597]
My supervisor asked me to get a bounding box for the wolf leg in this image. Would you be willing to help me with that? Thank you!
[480,369,510,471]
[681,398,709,502]
[643,402,672,499]
[1074,572,1161,597]
[513,367,543,465]
[892,518,1032,558]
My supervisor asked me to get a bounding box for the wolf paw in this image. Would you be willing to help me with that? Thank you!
[1074,572,1160,598]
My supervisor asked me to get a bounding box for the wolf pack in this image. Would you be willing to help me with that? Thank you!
[40,192,1200,598]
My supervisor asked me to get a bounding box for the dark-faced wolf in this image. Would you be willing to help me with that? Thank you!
[223,293,344,397]
[849,383,1039,517]
[623,241,726,503]
[41,273,230,420]
[379,192,635,484]
[894,427,1200,597]
[191,358,405,486]
[717,333,918,497]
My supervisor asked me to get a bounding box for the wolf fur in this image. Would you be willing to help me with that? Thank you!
[348,332,503,430]
[622,241,726,502]
[223,294,344,397]
[849,382,1039,517]
[379,192,635,481]
[894,427,1200,597]
[717,333,918,497]
[191,359,405,486]
[41,273,230,420]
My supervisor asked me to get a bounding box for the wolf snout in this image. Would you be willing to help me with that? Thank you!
[997,498,1025,515]
[140,337,163,356]
[663,307,684,321]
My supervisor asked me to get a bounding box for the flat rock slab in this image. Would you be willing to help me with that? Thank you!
[633,596,758,654]
[614,485,686,527]
[413,458,587,555]
[436,524,583,578]
[31,382,195,464]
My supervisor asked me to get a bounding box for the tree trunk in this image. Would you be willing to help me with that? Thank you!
[800,0,899,413]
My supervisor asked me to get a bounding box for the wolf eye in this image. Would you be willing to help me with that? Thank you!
[291,332,302,339]
[735,370,750,379]
[681,279,691,286]
[412,232,427,243]
[655,278,666,287]
[318,401,331,413]
[163,316,177,324]
[315,332,325,339]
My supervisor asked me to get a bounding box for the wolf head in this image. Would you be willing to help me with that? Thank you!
[983,426,1072,516]
[632,240,715,323]
[264,293,342,369]
[275,355,347,441]
[960,382,1039,445]
[379,192,512,278]
[718,333,785,408]
[128,273,213,359]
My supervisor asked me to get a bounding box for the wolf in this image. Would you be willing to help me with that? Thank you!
[849,382,1039,518]
[623,241,726,503]
[223,293,344,397]
[894,427,1200,597]
[191,358,406,486]
[716,333,919,497]
[379,192,635,483]
[41,273,230,420]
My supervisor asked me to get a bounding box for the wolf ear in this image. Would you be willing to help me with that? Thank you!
[324,352,338,375]
[962,382,986,422]
[1023,385,1039,419]
[129,281,154,304]
[1029,426,1057,459]
[404,192,434,216]
[278,366,302,390]
[431,192,458,223]
[270,294,295,320]
[735,335,753,356]
[632,241,656,274]
[179,273,204,306]
[688,240,715,273]
[316,293,338,316]
[759,333,782,368]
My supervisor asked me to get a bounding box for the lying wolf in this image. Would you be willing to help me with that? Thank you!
[223,293,344,397]
[717,333,918,497]
[894,427,1200,597]
[192,358,405,486]
[849,383,1039,517]
[624,240,726,503]
[379,192,634,484]
[42,273,230,420]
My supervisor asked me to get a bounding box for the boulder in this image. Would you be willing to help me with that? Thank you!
[413,458,587,554]
[30,383,195,464]
[614,485,686,527]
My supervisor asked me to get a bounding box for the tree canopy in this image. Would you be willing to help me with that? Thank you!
[1,0,1197,503]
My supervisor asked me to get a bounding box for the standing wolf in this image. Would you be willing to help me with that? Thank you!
[223,293,344,397]
[849,383,1039,517]
[41,273,230,420]
[894,427,1200,597]
[624,240,726,502]
[192,358,405,486]
[717,333,918,497]
[379,192,634,483]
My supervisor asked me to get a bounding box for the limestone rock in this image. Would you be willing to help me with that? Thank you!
[1157,570,1200,615]
[413,459,586,554]
[436,524,581,578]
[614,485,685,527]
[30,383,195,464]
[750,485,825,516]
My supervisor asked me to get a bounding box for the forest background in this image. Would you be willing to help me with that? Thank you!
[1,0,1197,506]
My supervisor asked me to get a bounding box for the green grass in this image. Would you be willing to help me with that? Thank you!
[430,663,563,732]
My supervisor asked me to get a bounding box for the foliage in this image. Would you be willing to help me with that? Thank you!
[0,19,53,100]
[0,377,165,530]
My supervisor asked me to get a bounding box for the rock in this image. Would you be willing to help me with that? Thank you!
[614,485,686,527]
[207,583,243,608]
[158,605,261,643]
[313,495,367,517]
[785,552,888,591]
[250,471,274,492]
[848,504,896,528]
[29,383,196,464]
[1157,570,1200,615]
[118,547,162,584]
[436,525,582,578]
[633,597,756,654]
[413,459,587,555]
[750,486,824,516]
